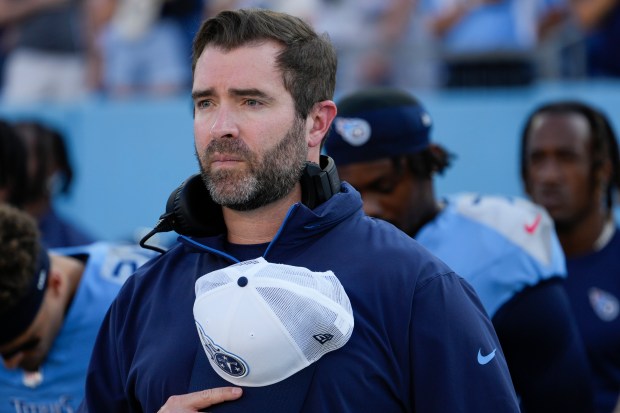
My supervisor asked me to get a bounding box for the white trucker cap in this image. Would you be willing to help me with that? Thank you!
[193,257,354,387]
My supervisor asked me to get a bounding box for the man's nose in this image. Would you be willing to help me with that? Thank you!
[210,106,239,139]
[536,158,564,184]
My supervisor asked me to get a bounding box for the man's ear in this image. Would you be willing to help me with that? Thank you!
[307,100,337,149]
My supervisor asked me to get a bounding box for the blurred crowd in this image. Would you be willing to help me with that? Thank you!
[0,0,618,105]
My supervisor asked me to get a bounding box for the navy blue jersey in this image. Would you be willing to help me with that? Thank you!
[416,193,594,412]
[565,227,620,413]
[38,208,95,249]
[80,183,520,412]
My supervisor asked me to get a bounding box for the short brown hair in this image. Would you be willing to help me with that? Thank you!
[192,8,337,119]
[0,204,41,315]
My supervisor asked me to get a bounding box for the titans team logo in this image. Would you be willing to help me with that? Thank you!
[335,117,372,146]
[589,287,619,321]
[195,321,249,378]
[213,352,247,378]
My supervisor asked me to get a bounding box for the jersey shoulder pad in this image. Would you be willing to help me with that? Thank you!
[450,193,562,267]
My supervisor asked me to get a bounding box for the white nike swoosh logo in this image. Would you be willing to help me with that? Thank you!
[477,348,496,365]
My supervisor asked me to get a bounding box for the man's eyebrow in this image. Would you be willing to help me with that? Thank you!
[228,88,272,100]
[191,88,274,102]
[1,338,40,360]
[191,88,214,101]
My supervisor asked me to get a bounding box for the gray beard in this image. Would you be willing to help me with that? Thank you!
[197,118,307,211]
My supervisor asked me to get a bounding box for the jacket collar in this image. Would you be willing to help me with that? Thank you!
[178,182,361,262]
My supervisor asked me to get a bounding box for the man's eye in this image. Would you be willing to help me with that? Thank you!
[369,178,398,194]
[528,153,544,165]
[245,99,261,107]
[558,152,579,163]
[196,100,211,109]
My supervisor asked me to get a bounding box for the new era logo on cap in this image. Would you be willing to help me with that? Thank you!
[313,333,334,344]
[193,257,354,387]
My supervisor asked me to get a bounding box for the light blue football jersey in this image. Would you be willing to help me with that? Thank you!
[0,242,156,413]
[416,193,566,317]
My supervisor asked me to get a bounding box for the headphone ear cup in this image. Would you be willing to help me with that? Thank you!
[300,155,341,209]
[321,155,341,194]
[166,178,193,235]
[166,174,224,236]
[300,162,323,209]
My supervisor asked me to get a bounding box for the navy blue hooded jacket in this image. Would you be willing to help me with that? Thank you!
[80,183,520,412]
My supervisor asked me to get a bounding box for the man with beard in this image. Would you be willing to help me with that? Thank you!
[325,87,594,413]
[79,8,521,413]
[520,100,620,413]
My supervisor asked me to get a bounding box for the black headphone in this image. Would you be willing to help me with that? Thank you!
[140,155,341,253]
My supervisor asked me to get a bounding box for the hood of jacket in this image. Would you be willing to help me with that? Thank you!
[174,182,362,264]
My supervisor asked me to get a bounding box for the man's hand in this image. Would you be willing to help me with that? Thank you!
[158,387,243,413]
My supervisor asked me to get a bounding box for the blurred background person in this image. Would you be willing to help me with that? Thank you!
[0,0,89,104]
[311,0,416,95]
[568,0,620,78]
[521,100,620,413]
[207,0,316,21]
[0,119,28,206]
[419,0,569,88]
[208,0,417,96]
[325,87,594,413]
[12,120,95,248]
[1,117,95,247]
[0,203,155,412]
[87,0,206,98]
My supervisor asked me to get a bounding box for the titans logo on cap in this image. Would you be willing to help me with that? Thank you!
[196,322,249,379]
[214,353,247,378]
[589,287,619,321]
[326,101,433,166]
[421,112,432,128]
[334,117,372,147]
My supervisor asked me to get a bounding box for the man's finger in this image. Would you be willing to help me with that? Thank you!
[160,387,243,412]
[192,387,243,409]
